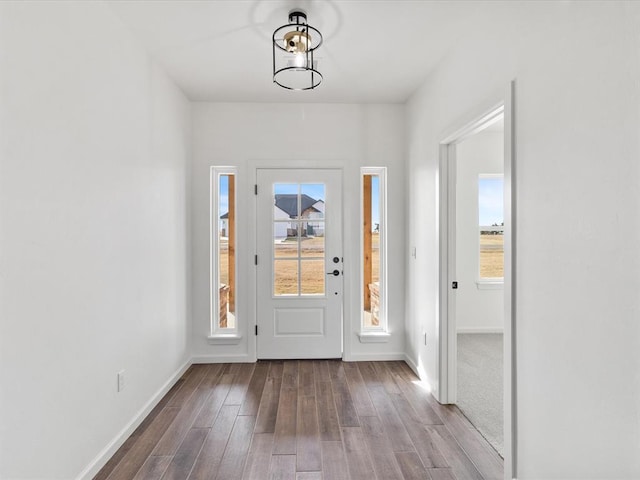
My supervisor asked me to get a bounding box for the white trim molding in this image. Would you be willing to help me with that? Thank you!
[457,327,504,334]
[476,280,504,290]
[191,353,255,364]
[357,331,391,343]
[345,352,406,362]
[207,334,243,345]
[76,360,191,480]
[403,354,420,378]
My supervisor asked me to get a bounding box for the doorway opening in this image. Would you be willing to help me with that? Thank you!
[454,117,505,456]
[438,85,516,479]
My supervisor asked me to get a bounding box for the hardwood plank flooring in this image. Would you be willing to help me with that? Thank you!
[95,361,502,480]
[187,405,239,480]
[359,416,404,479]
[296,395,321,472]
[160,427,208,480]
[242,433,274,480]
[341,427,376,480]
[254,368,283,434]
[133,456,172,480]
[328,361,360,428]
[394,451,431,480]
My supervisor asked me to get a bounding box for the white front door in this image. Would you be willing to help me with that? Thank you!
[256,168,343,359]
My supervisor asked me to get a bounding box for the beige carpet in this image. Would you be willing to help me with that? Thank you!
[457,333,503,456]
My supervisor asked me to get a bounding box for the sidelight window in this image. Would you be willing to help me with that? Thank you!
[211,168,237,333]
[361,168,387,332]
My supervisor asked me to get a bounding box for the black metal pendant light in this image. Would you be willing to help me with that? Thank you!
[272,10,323,90]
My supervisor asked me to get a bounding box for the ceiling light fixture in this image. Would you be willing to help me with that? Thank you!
[272,10,323,90]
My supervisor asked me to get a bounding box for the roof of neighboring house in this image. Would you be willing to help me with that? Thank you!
[220,212,228,219]
[275,194,320,218]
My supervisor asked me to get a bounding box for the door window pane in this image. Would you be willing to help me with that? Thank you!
[274,233,298,258]
[301,184,325,220]
[301,231,324,258]
[273,183,326,297]
[301,260,325,295]
[274,260,299,295]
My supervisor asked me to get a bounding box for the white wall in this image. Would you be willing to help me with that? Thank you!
[0,2,191,478]
[455,129,504,332]
[191,103,405,362]
[405,1,640,478]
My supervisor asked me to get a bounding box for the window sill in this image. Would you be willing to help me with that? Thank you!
[207,333,242,345]
[476,280,504,290]
[357,331,391,343]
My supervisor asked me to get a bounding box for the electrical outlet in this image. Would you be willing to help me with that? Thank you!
[117,370,125,392]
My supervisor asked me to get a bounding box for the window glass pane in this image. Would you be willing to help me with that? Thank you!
[274,260,299,295]
[275,184,300,218]
[480,234,504,278]
[275,232,298,258]
[301,184,325,220]
[301,229,324,258]
[301,260,325,295]
[274,184,298,195]
[217,173,235,329]
[363,174,381,328]
[479,176,504,279]
[371,175,380,285]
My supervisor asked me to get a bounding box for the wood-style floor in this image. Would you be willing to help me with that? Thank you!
[95,361,502,480]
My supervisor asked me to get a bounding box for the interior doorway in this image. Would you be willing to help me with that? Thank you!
[438,85,516,479]
[454,117,505,456]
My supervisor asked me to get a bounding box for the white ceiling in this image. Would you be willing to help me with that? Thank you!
[106,0,504,104]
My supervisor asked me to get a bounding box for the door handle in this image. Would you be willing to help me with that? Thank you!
[326,269,340,276]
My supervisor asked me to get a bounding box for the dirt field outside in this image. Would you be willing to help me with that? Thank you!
[273,236,324,295]
[218,233,380,295]
[217,233,380,328]
[221,232,495,288]
[480,233,504,278]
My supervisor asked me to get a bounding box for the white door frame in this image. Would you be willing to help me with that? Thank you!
[437,81,517,479]
[249,160,347,360]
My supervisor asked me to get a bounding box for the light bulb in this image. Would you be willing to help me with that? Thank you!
[293,53,306,68]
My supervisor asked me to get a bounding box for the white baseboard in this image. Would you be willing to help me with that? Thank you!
[402,354,438,397]
[457,327,504,334]
[190,353,254,363]
[76,359,192,480]
[343,352,407,362]
[403,354,420,377]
